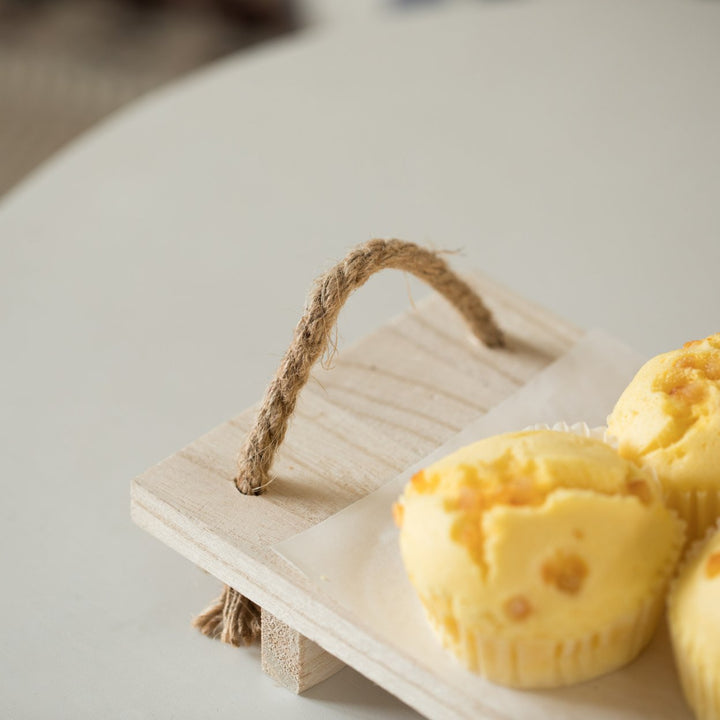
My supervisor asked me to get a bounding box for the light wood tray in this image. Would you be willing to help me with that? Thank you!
[131,273,583,716]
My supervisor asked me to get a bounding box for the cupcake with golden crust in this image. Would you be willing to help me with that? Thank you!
[394,429,684,689]
[607,333,720,542]
[668,521,720,720]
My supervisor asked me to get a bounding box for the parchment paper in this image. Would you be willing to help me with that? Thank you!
[274,330,691,719]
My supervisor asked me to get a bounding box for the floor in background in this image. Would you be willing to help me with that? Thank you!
[0,0,296,197]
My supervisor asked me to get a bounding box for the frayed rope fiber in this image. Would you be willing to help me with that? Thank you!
[194,238,504,645]
[192,586,261,646]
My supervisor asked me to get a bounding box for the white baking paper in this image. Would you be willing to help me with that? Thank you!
[274,330,691,719]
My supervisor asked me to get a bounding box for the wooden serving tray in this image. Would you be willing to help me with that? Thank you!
[131,273,582,715]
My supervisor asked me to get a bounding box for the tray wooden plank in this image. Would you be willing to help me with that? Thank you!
[131,273,581,718]
[261,609,345,693]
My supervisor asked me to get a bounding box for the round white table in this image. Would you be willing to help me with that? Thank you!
[2,1,719,717]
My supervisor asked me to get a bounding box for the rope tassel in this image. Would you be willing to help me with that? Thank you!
[193,239,504,646]
[192,586,261,646]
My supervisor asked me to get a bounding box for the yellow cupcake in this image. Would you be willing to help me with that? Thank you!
[607,333,720,542]
[394,429,684,688]
[668,522,720,720]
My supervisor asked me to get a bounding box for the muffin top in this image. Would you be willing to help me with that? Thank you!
[396,430,684,639]
[669,522,720,662]
[607,333,720,491]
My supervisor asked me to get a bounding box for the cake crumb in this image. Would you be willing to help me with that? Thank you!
[504,595,532,621]
[706,552,720,579]
[542,551,588,595]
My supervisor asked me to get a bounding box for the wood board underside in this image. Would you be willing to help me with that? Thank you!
[131,274,581,719]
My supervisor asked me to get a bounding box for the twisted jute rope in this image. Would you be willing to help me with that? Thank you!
[192,238,505,646]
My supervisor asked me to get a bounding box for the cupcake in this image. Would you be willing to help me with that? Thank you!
[668,521,720,720]
[607,333,720,542]
[394,429,684,688]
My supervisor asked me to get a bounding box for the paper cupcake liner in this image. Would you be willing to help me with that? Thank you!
[424,591,664,689]
[524,421,610,442]
[671,636,720,720]
[664,485,720,546]
[668,520,720,720]
[416,422,686,689]
[603,425,720,545]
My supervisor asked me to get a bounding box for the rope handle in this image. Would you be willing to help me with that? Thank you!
[235,238,505,495]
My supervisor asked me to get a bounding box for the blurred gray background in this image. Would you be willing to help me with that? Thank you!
[0,0,297,195]
[0,0,442,196]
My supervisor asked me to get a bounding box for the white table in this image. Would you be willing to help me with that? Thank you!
[2,1,719,717]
